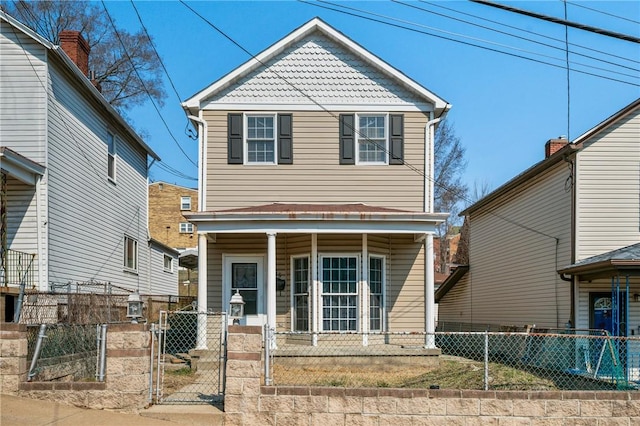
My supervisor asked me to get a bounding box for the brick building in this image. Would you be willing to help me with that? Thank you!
[148,182,198,251]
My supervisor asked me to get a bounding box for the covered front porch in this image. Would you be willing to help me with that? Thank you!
[185,203,448,349]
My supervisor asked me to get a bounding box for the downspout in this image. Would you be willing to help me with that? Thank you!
[35,174,46,290]
[187,115,207,212]
[424,113,442,347]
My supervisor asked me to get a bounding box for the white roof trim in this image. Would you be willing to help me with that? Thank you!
[0,148,45,185]
[182,17,450,114]
[185,211,448,234]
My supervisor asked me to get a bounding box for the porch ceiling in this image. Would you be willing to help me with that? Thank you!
[184,203,449,234]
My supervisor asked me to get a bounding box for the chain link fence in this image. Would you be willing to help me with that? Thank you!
[269,330,640,391]
[26,324,100,382]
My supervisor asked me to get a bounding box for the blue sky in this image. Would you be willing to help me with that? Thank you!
[103,1,639,206]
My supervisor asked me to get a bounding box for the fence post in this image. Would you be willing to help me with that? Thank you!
[149,323,156,403]
[264,324,272,385]
[484,331,489,391]
[97,324,107,381]
[27,324,47,381]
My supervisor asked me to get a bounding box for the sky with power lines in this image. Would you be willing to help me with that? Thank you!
[102,0,639,207]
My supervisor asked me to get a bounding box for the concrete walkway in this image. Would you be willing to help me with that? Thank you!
[1,394,224,425]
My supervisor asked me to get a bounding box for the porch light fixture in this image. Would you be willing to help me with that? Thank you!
[127,291,143,323]
[634,294,640,303]
[229,290,245,325]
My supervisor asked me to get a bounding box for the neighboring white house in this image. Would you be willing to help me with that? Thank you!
[0,11,177,299]
[437,98,640,335]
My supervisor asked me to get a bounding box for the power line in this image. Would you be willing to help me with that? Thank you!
[471,0,640,43]
[101,1,198,167]
[303,0,639,86]
[128,0,198,140]
[179,1,563,241]
[566,1,640,26]
[402,0,639,74]
[421,0,639,65]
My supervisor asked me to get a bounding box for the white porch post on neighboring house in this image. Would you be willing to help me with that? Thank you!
[425,233,436,348]
[267,232,277,349]
[197,233,208,350]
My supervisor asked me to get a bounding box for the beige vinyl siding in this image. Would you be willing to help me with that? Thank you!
[45,61,150,291]
[466,162,572,328]
[0,21,47,164]
[387,235,425,331]
[437,273,472,326]
[575,109,640,260]
[203,110,429,211]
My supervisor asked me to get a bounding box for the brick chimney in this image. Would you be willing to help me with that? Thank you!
[545,137,568,158]
[59,30,90,77]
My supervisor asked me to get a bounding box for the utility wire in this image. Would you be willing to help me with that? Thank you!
[101,1,198,167]
[179,1,562,242]
[129,0,198,140]
[566,1,640,26]
[471,0,640,43]
[422,0,639,65]
[404,0,639,74]
[302,0,639,87]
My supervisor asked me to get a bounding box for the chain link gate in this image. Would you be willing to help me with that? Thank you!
[151,311,227,404]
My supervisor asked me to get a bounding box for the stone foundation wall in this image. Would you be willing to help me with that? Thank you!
[1,323,151,411]
[225,326,640,425]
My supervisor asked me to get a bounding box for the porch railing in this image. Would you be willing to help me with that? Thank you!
[1,248,36,287]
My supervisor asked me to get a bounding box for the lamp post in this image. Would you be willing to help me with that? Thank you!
[229,290,245,325]
[127,291,143,324]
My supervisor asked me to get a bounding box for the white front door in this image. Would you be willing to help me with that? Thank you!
[224,256,265,326]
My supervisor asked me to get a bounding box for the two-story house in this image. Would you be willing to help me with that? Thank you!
[182,18,450,344]
[0,10,178,312]
[436,98,640,337]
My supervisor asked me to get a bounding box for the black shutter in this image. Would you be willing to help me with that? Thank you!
[277,114,293,164]
[339,114,355,165]
[227,113,243,164]
[389,114,404,165]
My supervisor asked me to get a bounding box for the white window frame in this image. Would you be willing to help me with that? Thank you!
[290,255,311,332]
[107,131,117,181]
[356,113,388,165]
[179,222,193,233]
[180,196,191,210]
[319,253,360,332]
[163,254,173,272]
[123,235,138,273]
[244,113,277,165]
[368,254,386,332]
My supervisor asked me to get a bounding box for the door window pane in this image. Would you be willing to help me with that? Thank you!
[231,263,257,315]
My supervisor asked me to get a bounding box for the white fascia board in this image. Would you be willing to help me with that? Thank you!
[182,17,449,113]
[199,103,435,113]
[0,151,45,185]
[194,221,441,235]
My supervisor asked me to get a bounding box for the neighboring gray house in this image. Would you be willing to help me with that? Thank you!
[0,11,177,300]
[437,98,640,336]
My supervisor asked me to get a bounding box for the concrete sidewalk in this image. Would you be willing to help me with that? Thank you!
[1,394,224,425]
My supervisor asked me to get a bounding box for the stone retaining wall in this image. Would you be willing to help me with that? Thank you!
[1,323,150,411]
[225,326,640,425]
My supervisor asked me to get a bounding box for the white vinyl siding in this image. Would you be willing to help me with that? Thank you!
[0,20,48,164]
[203,110,429,211]
[463,162,572,329]
[148,242,178,296]
[45,60,150,291]
[575,109,640,260]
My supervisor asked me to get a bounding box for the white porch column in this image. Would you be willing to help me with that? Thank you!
[361,234,369,346]
[267,232,277,348]
[425,233,436,348]
[197,233,208,350]
[311,233,318,346]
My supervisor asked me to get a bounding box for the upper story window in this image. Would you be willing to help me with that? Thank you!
[180,196,191,210]
[107,132,116,181]
[357,115,387,164]
[247,115,276,164]
[124,235,138,272]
